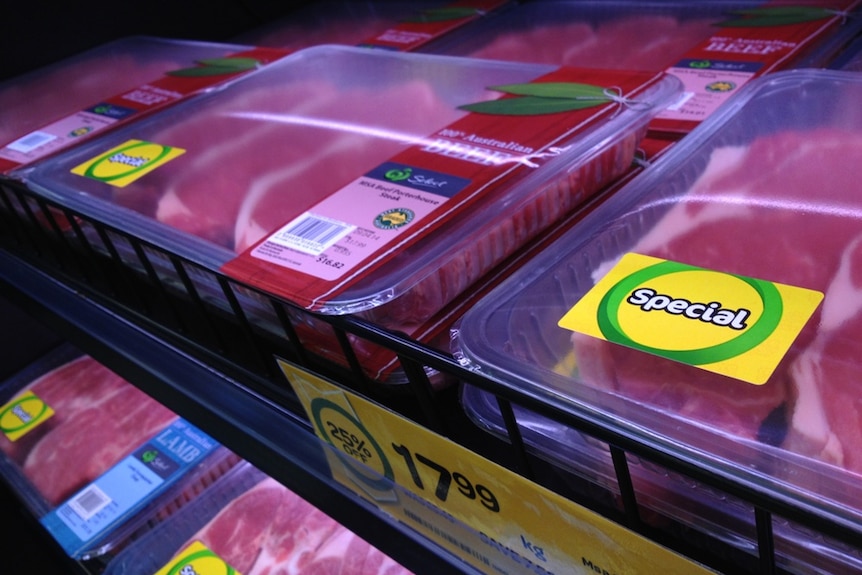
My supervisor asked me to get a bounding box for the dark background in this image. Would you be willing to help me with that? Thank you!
[0,0,309,82]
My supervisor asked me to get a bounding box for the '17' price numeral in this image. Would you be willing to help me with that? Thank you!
[392,443,499,513]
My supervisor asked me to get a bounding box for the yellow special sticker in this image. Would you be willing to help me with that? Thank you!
[558,253,824,385]
[71,139,185,188]
[0,390,54,441]
[154,541,241,575]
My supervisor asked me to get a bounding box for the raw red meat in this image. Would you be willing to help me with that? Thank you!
[467,15,714,70]
[574,128,862,455]
[137,79,460,253]
[784,233,862,473]
[183,476,412,574]
[0,355,178,505]
[0,355,127,466]
[231,80,452,253]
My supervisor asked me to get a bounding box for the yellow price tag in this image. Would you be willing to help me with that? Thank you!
[279,359,717,575]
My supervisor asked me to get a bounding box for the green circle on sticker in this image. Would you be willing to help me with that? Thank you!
[597,260,783,365]
[310,398,394,491]
[0,396,48,433]
[84,140,172,182]
[168,549,235,575]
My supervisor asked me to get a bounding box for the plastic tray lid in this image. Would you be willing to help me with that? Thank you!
[19,44,681,317]
[0,35,254,150]
[454,69,862,522]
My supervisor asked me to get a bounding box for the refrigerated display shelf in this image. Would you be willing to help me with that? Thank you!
[3,166,862,574]
[0,249,488,575]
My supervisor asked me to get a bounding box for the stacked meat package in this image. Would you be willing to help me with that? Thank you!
[14,44,680,383]
[0,36,289,176]
[421,0,862,137]
[454,70,862,574]
[103,461,414,575]
[0,346,239,566]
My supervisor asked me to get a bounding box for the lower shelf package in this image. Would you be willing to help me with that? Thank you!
[0,345,240,565]
[102,461,415,575]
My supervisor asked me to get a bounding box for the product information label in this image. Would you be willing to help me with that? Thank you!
[71,139,186,188]
[154,541,242,575]
[559,253,823,385]
[279,359,717,575]
[40,418,220,558]
[659,59,760,123]
[252,162,470,280]
[0,390,54,441]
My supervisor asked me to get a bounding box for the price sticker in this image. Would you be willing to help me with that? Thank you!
[278,359,717,575]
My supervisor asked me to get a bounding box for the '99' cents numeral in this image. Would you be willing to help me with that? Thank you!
[392,443,500,513]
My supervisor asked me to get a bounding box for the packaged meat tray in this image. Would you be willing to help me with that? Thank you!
[420,0,736,70]
[0,345,239,563]
[421,0,862,135]
[102,461,415,575]
[453,69,862,574]
[232,0,508,52]
[0,35,287,174]
[14,45,680,381]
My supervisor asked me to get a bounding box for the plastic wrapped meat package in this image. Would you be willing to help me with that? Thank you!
[0,36,254,156]
[0,345,239,563]
[421,0,731,70]
[103,461,414,575]
[16,45,681,384]
[423,1,860,71]
[453,70,862,575]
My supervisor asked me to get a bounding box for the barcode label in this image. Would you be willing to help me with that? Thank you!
[68,484,112,521]
[269,212,356,255]
[6,131,57,153]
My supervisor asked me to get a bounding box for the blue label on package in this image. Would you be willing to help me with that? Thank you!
[86,102,138,120]
[40,418,221,558]
[366,162,470,198]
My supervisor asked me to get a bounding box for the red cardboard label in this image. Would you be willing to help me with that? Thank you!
[0,47,290,174]
[358,0,511,51]
[221,67,666,312]
[652,0,861,135]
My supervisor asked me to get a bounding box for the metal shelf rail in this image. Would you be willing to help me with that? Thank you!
[2,177,862,575]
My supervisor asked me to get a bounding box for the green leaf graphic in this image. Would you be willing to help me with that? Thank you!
[459,95,609,116]
[716,6,835,27]
[196,57,261,70]
[403,7,480,23]
[459,82,614,115]
[167,57,260,77]
[488,82,610,101]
